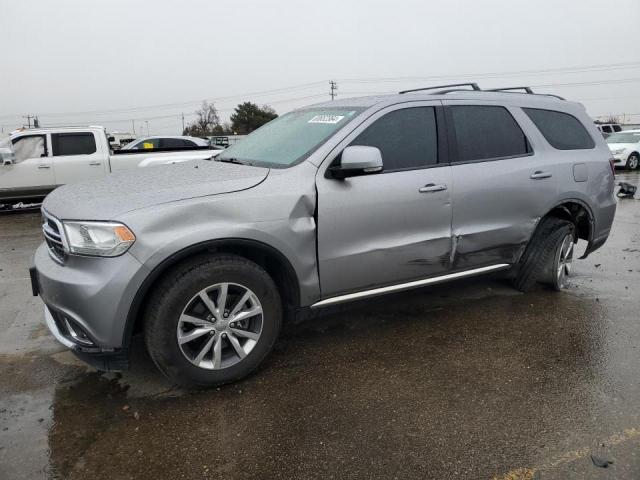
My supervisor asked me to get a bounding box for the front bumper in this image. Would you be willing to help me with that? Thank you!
[611,153,628,167]
[33,242,150,368]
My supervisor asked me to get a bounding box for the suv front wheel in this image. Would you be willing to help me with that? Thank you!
[144,254,282,388]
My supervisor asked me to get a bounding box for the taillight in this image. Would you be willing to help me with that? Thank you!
[609,157,616,176]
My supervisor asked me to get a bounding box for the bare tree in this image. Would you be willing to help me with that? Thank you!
[183,101,222,136]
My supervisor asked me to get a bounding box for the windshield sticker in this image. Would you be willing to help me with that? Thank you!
[308,115,345,124]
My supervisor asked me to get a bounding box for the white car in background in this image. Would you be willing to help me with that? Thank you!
[607,130,640,170]
[0,126,222,205]
[122,135,211,150]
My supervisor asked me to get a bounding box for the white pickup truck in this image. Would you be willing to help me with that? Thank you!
[0,126,222,205]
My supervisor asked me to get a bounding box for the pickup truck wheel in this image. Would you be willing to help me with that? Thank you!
[144,254,282,388]
[511,217,575,292]
[626,153,639,170]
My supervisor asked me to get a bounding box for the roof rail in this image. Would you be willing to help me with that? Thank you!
[398,83,565,100]
[486,86,534,94]
[398,83,480,94]
[485,86,566,100]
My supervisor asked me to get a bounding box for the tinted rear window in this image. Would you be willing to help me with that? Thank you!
[51,133,97,156]
[350,106,438,171]
[161,138,195,148]
[523,108,595,150]
[449,105,531,162]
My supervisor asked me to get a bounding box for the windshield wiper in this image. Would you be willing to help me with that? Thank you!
[215,157,252,166]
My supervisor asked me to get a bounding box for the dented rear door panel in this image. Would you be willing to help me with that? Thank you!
[445,102,559,269]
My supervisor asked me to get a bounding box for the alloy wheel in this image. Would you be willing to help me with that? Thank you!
[177,283,263,369]
[554,233,574,290]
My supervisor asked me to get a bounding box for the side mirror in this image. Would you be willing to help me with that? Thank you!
[329,146,383,180]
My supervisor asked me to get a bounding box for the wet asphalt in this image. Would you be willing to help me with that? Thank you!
[1,172,639,480]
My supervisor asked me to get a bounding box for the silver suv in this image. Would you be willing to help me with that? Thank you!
[31,84,616,387]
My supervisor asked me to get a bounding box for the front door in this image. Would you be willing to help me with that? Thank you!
[443,101,558,269]
[0,134,55,198]
[316,103,453,298]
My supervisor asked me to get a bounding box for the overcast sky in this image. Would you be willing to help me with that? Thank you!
[1,0,639,135]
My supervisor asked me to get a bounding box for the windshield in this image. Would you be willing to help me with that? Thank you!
[216,107,364,168]
[607,132,640,143]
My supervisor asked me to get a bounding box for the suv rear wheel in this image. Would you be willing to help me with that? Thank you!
[626,153,639,170]
[144,254,282,388]
[512,217,576,292]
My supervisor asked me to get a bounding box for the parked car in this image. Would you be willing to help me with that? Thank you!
[606,130,640,170]
[595,122,623,137]
[122,135,211,150]
[107,132,137,150]
[31,85,616,387]
[0,127,222,204]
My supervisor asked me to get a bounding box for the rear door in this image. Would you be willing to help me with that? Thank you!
[51,131,106,184]
[316,102,453,298]
[443,101,558,269]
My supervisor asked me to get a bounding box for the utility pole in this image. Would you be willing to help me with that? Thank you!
[329,80,337,100]
[181,112,185,133]
[33,116,40,128]
[22,115,33,128]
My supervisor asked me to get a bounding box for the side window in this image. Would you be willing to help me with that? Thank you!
[449,105,531,162]
[524,108,595,150]
[12,135,46,163]
[160,138,196,148]
[51,133,97,156]
[613,125,622,133]
[132,138,159,150]
[349,107,438,171]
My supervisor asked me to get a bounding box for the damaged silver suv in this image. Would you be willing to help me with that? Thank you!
[31,84,616,387]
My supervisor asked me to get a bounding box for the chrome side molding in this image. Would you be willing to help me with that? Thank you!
[311,264,511,309]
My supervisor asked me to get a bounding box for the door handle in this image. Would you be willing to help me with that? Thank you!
[419,183,448,193]
[89,161,101,166]
[37,164,50,169]
[530,171,552,179]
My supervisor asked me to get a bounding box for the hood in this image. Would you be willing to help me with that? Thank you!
[608,143,637,152]
[43,160,269,220]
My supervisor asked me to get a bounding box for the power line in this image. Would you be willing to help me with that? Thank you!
[4,60,640,121]
[0,81,329,120]
[337,61,640,85]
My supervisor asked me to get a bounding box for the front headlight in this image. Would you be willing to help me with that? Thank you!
[63,221,136,257]
[610,148,625,155]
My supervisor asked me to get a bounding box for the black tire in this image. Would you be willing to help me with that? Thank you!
[144,254,282,388]
[626,153,640,171]
[511,217,575,292]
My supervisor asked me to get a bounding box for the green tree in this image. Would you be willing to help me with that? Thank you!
[230,102,277,134]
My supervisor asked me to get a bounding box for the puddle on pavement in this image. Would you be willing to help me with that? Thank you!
[5,279,636,480]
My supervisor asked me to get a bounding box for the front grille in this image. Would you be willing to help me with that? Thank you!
[42,210,67,264]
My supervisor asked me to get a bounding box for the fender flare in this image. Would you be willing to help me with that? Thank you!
[120,238,301,349]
